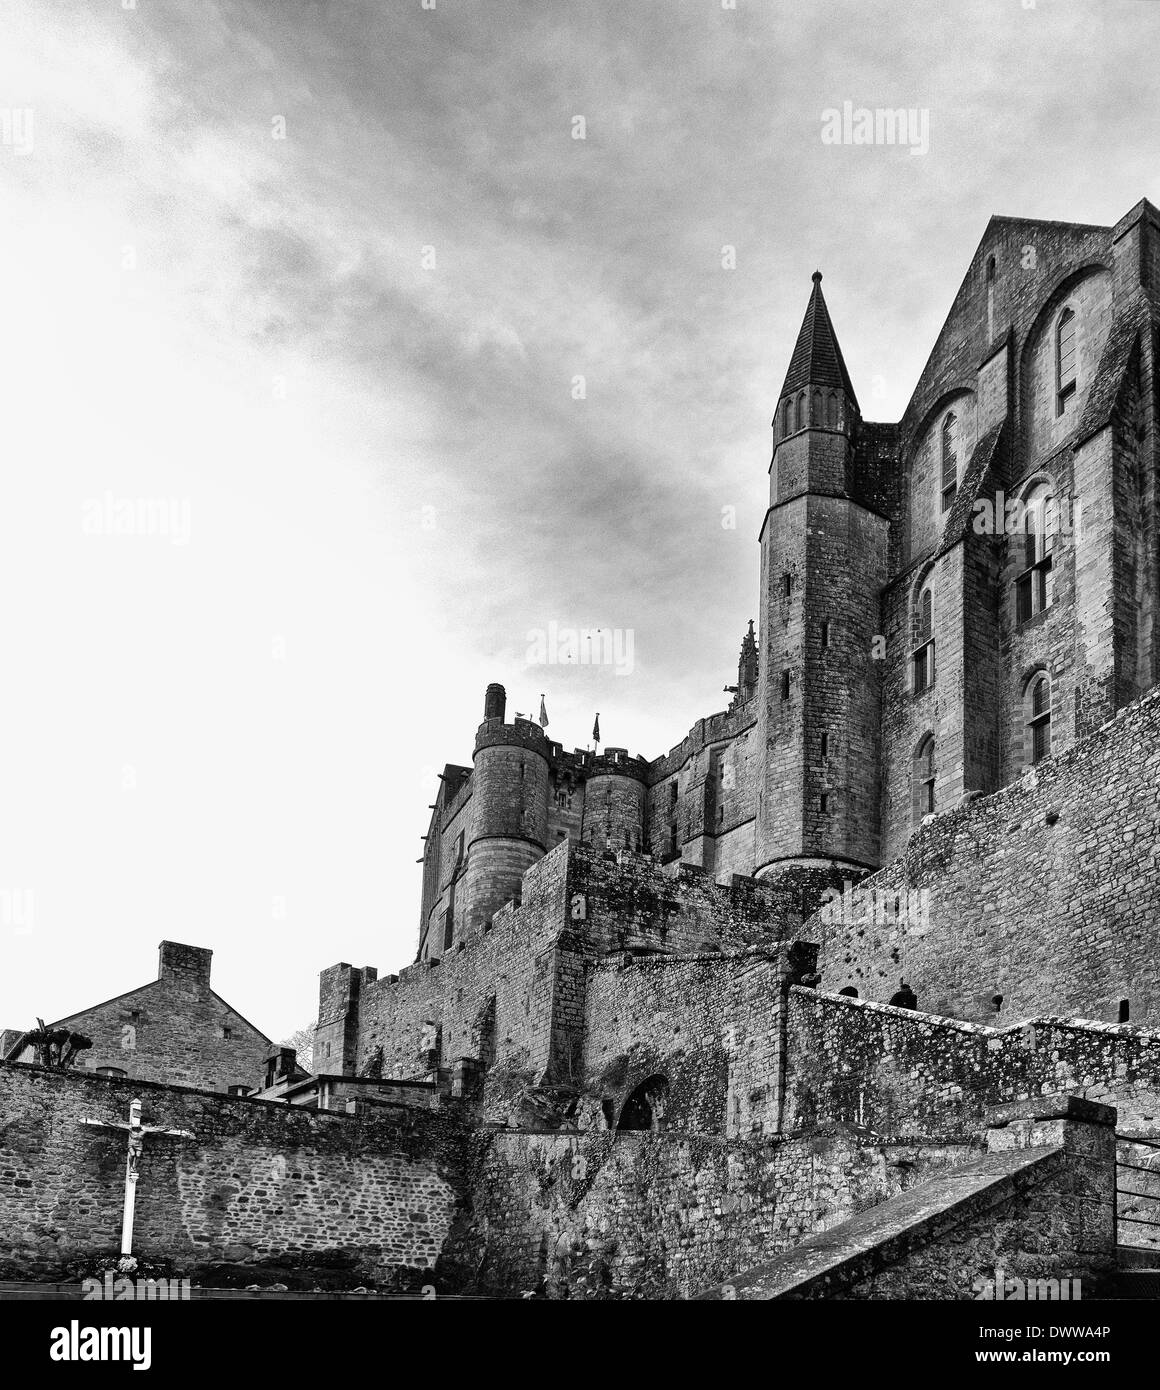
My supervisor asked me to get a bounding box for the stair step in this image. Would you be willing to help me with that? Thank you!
[1111,1271,1160,1298]
[1117,1244,1160,1270]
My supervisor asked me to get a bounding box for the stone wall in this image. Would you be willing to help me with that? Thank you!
[786,988,1160,1138]
[0,1061,467,1288]
[581,948,789,1138]
[449,1128,972,1299]
[809,682,1160,1026]
[323,842,803,1108]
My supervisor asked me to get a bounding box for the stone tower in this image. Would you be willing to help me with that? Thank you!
[461,684,551,937]
[754,272,889,890]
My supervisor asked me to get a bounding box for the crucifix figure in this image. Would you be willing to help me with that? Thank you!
[79,1098,195,1261]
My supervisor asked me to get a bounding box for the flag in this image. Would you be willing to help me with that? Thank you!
[592,712,601,746]
[539,694,549,728]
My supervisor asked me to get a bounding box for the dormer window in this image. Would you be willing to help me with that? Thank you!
[940,413,958,512]
[1056,307,1077,413]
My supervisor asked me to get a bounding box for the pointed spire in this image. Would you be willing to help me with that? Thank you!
[734,619,758,707]
[778,270,858,412]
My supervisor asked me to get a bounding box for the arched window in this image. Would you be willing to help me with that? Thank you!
[781,398,791,437]
[1025,672,1052,765]
[795,392,806,432]
[912,733,935,826]
[940,412,958,512]
[96,1066,127,1078]
[912,583,935,693]
[617,1074,669,1132]
[1016,483,1053,623]
[812,389,823,425]
[827,391,838,427]
[1057,307,1077,413]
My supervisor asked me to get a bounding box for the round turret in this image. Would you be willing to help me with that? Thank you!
[583,747,647,852]
[461,693,551,935]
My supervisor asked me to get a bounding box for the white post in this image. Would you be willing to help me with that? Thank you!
[120,1098,143,1258]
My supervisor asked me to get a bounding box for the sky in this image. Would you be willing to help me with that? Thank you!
[0,0,1157,1042]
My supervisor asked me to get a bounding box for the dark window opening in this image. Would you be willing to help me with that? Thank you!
[819,792,830,814]
[780,670,790,701]
[838,986,858,998]
[96,1067,127,1078]
[889,983,918,1010]
[992,994,1004,1013]
[1118,999,1130,1024]
[1027,674,1052,765]
[820,731,829,758]
[912,586,935,694]
[443,908,454,951]
[912,734,935,828]
[783,573,793,599]
[1057,307,1077,413]
[617,1074,670,1132]
[941,413,958,511]
[821,620,830,648]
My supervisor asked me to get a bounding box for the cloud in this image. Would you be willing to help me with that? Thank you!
[0,0,1157,1033]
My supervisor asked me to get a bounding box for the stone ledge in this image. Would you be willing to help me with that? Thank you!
[985,1095,1117,1129]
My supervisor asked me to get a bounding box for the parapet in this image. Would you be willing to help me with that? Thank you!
[474,717,552,757]
[587,747,649,782]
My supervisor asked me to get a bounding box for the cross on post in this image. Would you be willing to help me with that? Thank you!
[79,1098,195,1260]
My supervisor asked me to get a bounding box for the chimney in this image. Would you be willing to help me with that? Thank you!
[484,683,507,722]
[158,941,213,992]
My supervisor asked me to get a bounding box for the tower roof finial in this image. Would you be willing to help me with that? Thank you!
[812,269,823,283]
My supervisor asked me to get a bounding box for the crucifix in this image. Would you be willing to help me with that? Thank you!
[79,1098,195,1260]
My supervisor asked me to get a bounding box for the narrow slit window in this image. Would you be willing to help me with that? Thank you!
[1057,307,1077,412]
[912,586,935,693]
[940,413,958,511]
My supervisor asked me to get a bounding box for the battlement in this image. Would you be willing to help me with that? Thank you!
[647,704,758,783]
[473,716,552,757]
[587,748,649,781]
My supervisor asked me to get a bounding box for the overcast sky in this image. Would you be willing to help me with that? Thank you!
[0,0,1157,1043]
